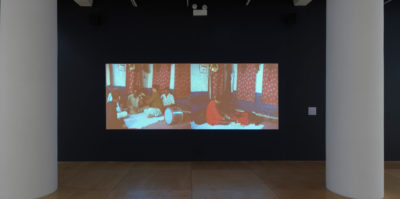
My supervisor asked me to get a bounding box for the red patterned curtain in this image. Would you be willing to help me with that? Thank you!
[174,64,191,99]
[210,64,225,99]
[152,64,171,92]
[126,64,146,94]
[261,64,279,105]
[236,64,258,102]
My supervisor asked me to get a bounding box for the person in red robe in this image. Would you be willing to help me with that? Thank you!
[206,96,230,125]
[206,94,255,126]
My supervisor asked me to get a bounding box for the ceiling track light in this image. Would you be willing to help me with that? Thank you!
[192,3,207,16]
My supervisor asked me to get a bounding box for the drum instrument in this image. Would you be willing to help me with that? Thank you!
[164,107,191,125]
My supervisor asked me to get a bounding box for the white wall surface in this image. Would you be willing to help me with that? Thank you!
[0,0,58,198]
[232,64,238,91]
[106,64,111,86]
[170,64,175,89]
[143,64,153,89]
[191,64,209,92]
[112,64,126,87]
[255,64,264,94]
[326,0,384,198]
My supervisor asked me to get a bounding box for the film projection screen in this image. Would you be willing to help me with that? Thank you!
[106,63,279,130]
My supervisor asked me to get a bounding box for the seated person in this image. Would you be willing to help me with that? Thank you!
[137,88,147,107]
[206,95,230,125]
[106,89,126,129]
[113,89,123,113]
[216,93,258,125]
[144,85,163,117]
[127,89,145,114]
[161,88,175,109]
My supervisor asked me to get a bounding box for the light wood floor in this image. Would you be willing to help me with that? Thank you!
[41,161,400,199]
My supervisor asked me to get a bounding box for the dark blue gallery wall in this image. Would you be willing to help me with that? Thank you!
[385,1,400,161]
[58,0,326,161]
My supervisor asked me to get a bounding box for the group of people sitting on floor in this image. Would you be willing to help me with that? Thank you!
[106,85,176,129]
[106,86,265,129]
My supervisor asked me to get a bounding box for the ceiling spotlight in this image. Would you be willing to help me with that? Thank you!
[246,0,251,6]
[74,0,93,7]
[130,0,138,7]
[385,0,393,5]
[293,0,312,6]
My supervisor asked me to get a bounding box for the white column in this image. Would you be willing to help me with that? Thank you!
[0,0,58,199]
[326,0,384,198]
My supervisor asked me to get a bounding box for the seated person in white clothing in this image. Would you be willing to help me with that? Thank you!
[161,88,175,110]
[127,89,145,114]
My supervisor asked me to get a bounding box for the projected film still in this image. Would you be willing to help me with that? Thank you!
[106,63,279,130]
